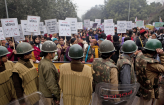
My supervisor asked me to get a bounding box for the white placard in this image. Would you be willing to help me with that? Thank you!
[126,21,132,30]
[39,22,44,31]
[56,22,59,33]
[59,20,71,36]
[26,16,40,32]
[100,25,104,31]
[104,19,113,23]
[90,21,94,28]
[136,20,144,28]
[1,18,20,37]
[77,22,83,29]
[65,18,77,34]
[14,25,25,41]
[117,21,127,33]
[0,27,5,40]
[84,19,90,28]
[21,20,31,35]
[104,23,115,35]
[33,28,41,36]
[45,19,58,34]
[95,19,101,27]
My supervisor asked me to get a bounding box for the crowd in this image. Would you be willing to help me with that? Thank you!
[0,26,164,105]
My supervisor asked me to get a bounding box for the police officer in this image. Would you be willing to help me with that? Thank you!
[38,41,60,105]
[59,44,93,105]
[92,40,118,90]
[0,46,16,105]
[117,40,138,84]
[12,42,39,105]
[135,39,164,105]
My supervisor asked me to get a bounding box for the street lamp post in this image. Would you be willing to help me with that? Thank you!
[4,0,9,18]
[128,0,131,21]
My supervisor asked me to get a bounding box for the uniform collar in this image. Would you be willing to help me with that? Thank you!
[43,58,52,62]
[105,58,115,64]
[144,53,154,58]
[18,58,30,65]
[71,60,82,64]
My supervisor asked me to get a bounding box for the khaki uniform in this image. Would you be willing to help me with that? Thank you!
[38,58,60,104]
[59,61,93,105]
[135,52,164,105]
[12,59,39,105]
[0,61,16,105]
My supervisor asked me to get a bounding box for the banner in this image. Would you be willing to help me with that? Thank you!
[154,22,164,28]
[145,25,154,31]
[117,21,127,33]
[21,20,31,35]
[14,25,25,41]
[77,22,83,29]
[45,19,58,34]
[136,20,144,28]
[84,19,90,28]
[59,20,71,36]
[1,18,20,37]
[92,23,98,28]
[104,23,115,35]
[95,19,101,27]
[126,21,132,30]
[39,22,44,31]
[104,19,113,24]
[90,21,94,28]
[65,18,77,34]
[26,16,40,32]
[0,27,5,40]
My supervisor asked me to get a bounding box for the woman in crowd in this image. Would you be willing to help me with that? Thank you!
[33,36,41,49]
[7,39,18,61]
[57,37,67,61]
[107,35,113,42]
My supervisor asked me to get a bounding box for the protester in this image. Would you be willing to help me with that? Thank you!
[59,44,93,105]
[29,41,41,63]
[7,39,18,61]
[39,41,60,105]
[53,38,58,45]
[0,46,16,105]
[83,39,99,63]
[33,36,41,49]
[1,40,9,48]
[57,37,66,61]
[92,30,98,40]
[107,35,113,42]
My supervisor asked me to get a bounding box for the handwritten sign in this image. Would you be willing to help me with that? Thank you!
[59,20,71,36]
[45,19,58,34]
[1,18,20,37]
[117,21,127,33]
[136,21,144,28]
[95,19,101,27]
[104,19,113,24]
[84,19,90,28]
[26,16,40,32]
[92,23,98,28]
[154,22,164,28]
[0,27,5,40]
[14,25,25,41]
[65,18,77,34]
[39,22,44,31]
[126,21,132,30]
[90,21,94,28]
[104,23,115,35]
[20,20,31,35]
[77,22,83,29]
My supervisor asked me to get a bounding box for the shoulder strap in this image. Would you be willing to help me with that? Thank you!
[85,45,91,62]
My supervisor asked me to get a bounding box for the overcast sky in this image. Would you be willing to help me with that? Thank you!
[72,0,159,18]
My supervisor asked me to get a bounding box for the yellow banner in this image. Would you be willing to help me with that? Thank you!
[145,25,154,31]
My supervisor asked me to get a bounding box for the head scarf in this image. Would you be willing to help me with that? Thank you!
[107,35,113,42]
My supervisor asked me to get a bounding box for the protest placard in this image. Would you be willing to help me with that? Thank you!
[136,20,144,28]
[90,21,94,28]
[117,21,127,33]
[126,21,132,30]
[1,18,20,37]
[92,23,98,28]
[65,18,77,34]
[14,25,25,41]
[154,22,164,28]
[95,19,101,27]
[84,19,90,28]
[21,20,31,35]
[59,20,71,36]
[45,19,58,34]
[0,27,5,40]
[26,16,40,32]
[39,22,44,31]
[104,19,113,24]
[33,28,41,36]
[100,25,104,31]
[104,23,115,35]
[77,22,83,29]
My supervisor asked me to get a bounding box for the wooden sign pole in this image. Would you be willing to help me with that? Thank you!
[12,37,15,49]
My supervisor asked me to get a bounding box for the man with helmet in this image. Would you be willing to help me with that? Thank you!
[12,42,39,105]
[92,40,118,91]
[59,44,93,105]
[117,40,139,84]
[136,29,148,50]
[0,46,16,105]
[135,39,164,105]
[38,41,60,105]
